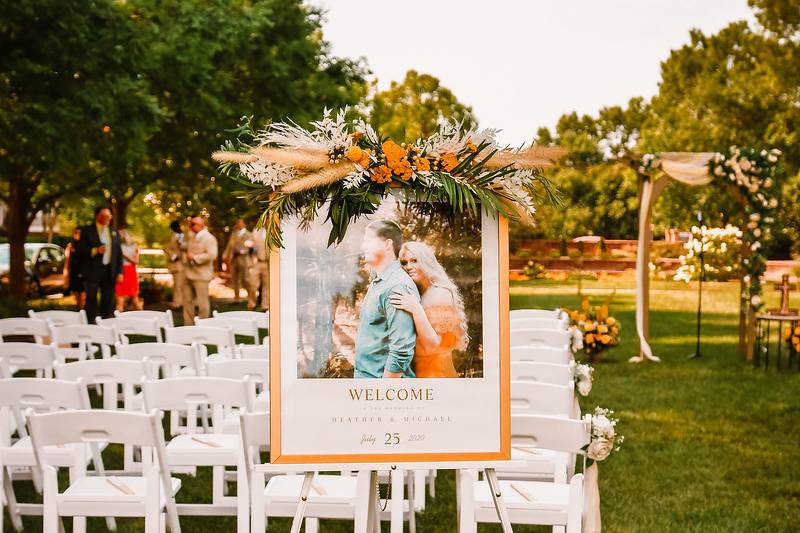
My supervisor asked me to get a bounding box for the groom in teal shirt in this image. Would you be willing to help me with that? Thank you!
[354,220,419,378]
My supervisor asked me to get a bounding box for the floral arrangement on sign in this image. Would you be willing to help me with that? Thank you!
[673,224,743,283]
[585,407,623,465]
[641,146,781,311]
[212,109,564,248]
[564,293,621,361]
[569,360,594,396]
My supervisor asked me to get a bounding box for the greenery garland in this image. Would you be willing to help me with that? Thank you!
[213,109,563,249]
[640,146,781,311]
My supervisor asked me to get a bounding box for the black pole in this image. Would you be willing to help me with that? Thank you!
[689,213,704,359]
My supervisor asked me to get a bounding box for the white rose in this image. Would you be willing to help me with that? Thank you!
[750,213,761,221]
[740,158,752,171]
[713,165,724,176]
[769,198,778,208]
[770,148,782,156]
[753,228,762,237]
[764,178,773,189]
[578,379,592,397]
[751,295,762,306]
[587,437,614,461]
[767,154,778,163]
[592,415,615,438]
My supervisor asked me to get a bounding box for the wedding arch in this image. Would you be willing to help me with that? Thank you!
[631,147,782,363]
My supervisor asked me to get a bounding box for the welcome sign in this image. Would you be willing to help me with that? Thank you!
[269,193,510,463]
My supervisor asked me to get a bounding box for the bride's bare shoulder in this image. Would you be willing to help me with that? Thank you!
[423,286,454,307]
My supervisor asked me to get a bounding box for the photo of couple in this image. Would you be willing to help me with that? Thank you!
[295,197,483,379]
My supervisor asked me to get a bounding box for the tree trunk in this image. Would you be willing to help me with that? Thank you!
[5,181,34,299]
[111,196,130,229]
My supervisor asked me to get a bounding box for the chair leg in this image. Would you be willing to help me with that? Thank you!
[42,466,59,533]
[72,516,87,533]
[413,470,425,511]
[2,464,24,532]
[304,517,319,533]
[236,457,249,533]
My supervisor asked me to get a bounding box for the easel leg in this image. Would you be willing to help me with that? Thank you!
[290,471,314,533]
[484,468,513,533]
[406,469,416,533]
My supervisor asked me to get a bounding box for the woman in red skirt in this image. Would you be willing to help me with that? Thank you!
[116,229,143,311]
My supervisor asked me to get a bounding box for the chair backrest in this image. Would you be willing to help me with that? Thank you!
[115,342,199,375]
[115,309,174,329]
[51,324,117,347]
[0,378,90,411]
[165,325,235,354]
[510,413,590,453]
[97,316,162,342]
[239,343,269,360]
[213,310,269,330]
[0,343,58,376]
[510,345,572,364]
[510,328,571,349]
[0,317,51,341]
[28,309,87,326]
[55,359,150,386]
[240,409,270,450]
[510,317,568,331]
[206,359,267,387]
[510,309,563,321]
[143,377,254,411]
[195,317,258,343]
[510,361,572,386]
[510,381,574,417]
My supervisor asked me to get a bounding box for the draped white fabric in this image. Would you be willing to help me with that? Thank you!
[633,152,716,362]
[583,462,601,533]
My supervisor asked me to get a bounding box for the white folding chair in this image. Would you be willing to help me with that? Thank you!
[511,381,575,418]
[511,345,572,365]
[510,309,564,321]
[50,324,117,362]
[213,310,269,331]
[511,328,572,350]
[196,317,259,346]
[510,361,573,386]
[239,344,269,360]
[116,309,175,329]
[116,342,203,435]
[206,359,269,414]
[28,309,88,326]
[55,359,151,473]
[165,325,237,364]
[511,316,569,331]
[0,378,112,533]
[29,409,181,533]
[459,414,589,533]
[0,317,51,344]
[143,377,254,528]
[0,343,59,378]
[240,410,369,533]
[97,316,163,343]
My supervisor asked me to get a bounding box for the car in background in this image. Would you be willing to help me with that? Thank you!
[0,243,66,297]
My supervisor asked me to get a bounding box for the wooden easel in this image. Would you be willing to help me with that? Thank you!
[255,460,522,533]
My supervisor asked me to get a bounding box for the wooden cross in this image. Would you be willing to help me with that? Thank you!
[774,274,796,315]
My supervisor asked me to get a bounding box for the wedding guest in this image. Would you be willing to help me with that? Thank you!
[164,220,186,310]
[78,206,123,322]
[115,229,142,311]
[223,218,252,304]
[247,223,269,311]
[354,220,418,379]
[182,215,218,325]
[62,227,85,309]
[390,241,468,378]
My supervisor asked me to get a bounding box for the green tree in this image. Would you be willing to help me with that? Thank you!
[0,0,159,297]
[370,70,476,143]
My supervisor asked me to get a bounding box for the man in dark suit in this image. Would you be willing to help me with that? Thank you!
[78,206,123,322]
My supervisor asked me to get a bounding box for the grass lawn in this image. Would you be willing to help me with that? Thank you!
[5,279,800,532]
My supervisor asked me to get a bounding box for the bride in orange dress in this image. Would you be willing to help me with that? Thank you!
[389,242,469,378]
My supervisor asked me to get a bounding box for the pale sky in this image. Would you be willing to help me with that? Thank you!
[314,0,754,145]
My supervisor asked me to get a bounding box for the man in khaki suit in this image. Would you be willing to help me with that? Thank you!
[163,221,186,310]
[182,216,218,325]
[247,224,269,311]
[223,218,252,304]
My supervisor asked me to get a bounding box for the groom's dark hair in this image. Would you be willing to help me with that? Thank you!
[367,220,403,257]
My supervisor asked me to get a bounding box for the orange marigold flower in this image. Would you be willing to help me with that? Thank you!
[466,139,477,152]
[382,140,406,166]
[102,125,111,134]
[599,334,612,345]
[393,159,413,181]
[597,324,609,334]
[440,152,458,172]
[370,165,393,184]
[346,145,371,168]
[606,317,616,326]
[585,333,596,344]
[414,156,430,172]
[585,321,596,332]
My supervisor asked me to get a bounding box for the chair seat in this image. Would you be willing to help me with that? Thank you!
[59,475,181,504]
[3,437,101,467]
[473,479,570,511]
[265,474,358,505]
[492,447,570,479]
[165,434,239,465]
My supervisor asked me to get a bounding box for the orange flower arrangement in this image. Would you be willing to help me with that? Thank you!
[564,296,620,360]
[346,145,371,168]
[783,325,800,352]
[369,164,392,184]
[440,152,458,172]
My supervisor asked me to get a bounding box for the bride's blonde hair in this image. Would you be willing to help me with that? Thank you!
[400,241,469,350]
